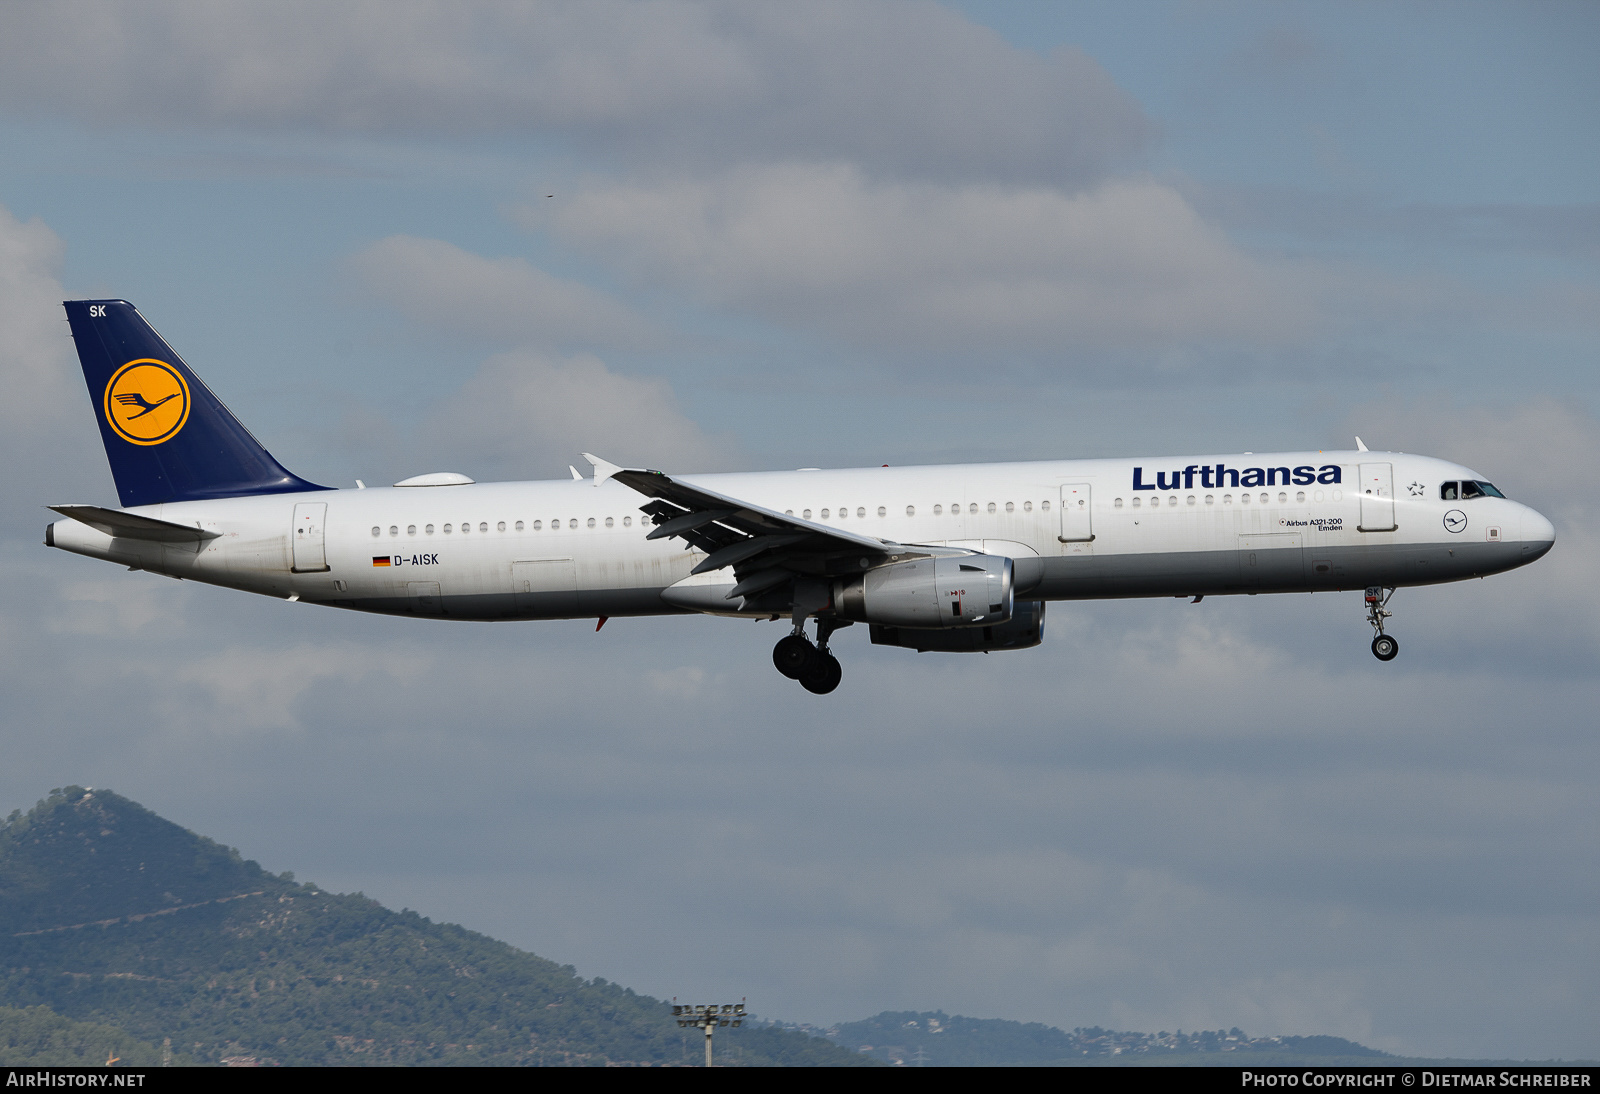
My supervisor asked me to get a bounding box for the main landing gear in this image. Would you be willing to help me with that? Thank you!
[1365,586,1399,661]
[773,617,847,694]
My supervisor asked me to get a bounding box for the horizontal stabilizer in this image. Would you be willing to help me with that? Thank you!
[48,505,221,543]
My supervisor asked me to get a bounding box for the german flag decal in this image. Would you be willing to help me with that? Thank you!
[372,556,392,567]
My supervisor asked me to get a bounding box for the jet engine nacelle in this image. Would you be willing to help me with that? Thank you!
[832,553,1013,628]
[869,600,1045,653]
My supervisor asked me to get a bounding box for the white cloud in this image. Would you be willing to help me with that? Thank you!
[0,203,107,525]
[0,206,90,451]
[348,235,661,351]
[537,166,1317,356]
[161,642,414,734]
[0,0,1149,184]
[420,348,734,479]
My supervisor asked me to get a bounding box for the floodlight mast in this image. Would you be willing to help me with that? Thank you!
[670,999,747,1066]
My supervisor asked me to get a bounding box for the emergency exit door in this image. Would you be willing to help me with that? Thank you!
[1058,484,1094,542]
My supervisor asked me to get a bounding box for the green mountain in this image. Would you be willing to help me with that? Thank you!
[0,1005,195,1067]
[0,787,873,1067]
[825,1011,1389,1067]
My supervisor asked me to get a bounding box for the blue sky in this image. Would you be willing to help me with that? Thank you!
[1,1,1596,1059]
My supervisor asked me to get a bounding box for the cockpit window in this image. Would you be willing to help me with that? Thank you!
[1443,480,1507,500]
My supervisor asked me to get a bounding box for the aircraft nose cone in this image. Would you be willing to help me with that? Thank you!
[1521,507,1555,561]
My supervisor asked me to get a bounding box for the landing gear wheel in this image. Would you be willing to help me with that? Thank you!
[1371,634,1399,661]
[773,634,817,679]
[799,653,842,694]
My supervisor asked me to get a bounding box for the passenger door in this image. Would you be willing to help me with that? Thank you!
[290,502,329,573]
[1358,463,1397,532]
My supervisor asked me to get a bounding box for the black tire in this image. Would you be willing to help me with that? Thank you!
[1371,634,1399,661]
[800,653,842,694]
[773,634,817,679]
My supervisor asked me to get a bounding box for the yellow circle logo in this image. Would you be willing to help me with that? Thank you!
[104,359,191,446]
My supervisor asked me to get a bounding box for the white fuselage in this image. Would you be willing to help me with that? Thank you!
[47,450,1555,622]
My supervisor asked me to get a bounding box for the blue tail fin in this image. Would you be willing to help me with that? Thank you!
[64,300,328,508]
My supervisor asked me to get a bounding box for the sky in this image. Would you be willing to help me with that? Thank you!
[1,0,1597,1060]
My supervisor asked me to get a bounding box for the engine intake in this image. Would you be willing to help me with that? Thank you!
[833,554,1012,628]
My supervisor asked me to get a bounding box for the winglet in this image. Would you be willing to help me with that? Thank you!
[1355,436,1369,452]
[581,452,627,487]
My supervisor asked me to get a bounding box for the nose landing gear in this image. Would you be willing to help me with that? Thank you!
[1366,586,1398,661]
[772,617,846,693]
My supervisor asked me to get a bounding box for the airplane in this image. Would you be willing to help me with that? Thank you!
[46,300,1556,695]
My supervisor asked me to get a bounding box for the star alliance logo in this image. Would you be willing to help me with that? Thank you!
[1407,481,1425,496]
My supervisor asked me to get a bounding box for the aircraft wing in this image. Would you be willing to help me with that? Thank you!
[583,454,902,601]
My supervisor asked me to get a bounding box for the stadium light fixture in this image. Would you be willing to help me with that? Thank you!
[671,999,747,1066]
